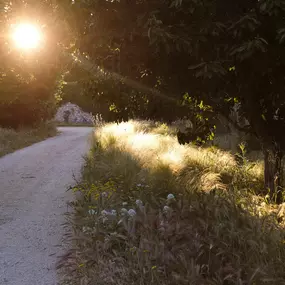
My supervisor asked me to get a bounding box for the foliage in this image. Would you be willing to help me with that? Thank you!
[0,70,58,128]
[55,0,285,202]
[58,121,285,285]
[0,0,68,128]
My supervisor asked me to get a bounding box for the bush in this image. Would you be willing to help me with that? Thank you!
[0,80,56,129]
[0,49,59,129]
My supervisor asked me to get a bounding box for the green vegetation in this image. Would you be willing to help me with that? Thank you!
[0,44,61,129]
[59,121,285,285]
[1,1,67,130]
[0,122,57,157]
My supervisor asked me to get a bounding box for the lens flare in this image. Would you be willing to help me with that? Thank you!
[12,23,41,50]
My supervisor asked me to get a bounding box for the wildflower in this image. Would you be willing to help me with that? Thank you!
[167,193,175,200]
[163,206,171,213]
[137,183,142,187]
[128,209,136,217]
[122,202,128,206]
[130,246,137,252]
[88,209,97,215]
[121,208,128,216]
[136,199,143,207]
[82,226,91,233]
[101,210,108,216]
[111,210,117,216]
[101,192,108,198]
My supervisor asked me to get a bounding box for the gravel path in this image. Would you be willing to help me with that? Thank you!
[0,127,93,285]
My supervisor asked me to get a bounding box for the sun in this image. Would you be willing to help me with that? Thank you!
[12,23,42,50]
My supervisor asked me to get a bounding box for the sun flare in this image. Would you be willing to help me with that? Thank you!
[12,23,42,50]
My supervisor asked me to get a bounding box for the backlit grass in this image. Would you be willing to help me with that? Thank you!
[59,120,285,285]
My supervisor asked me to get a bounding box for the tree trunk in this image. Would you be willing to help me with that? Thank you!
[275,149,283,204]
[263,147,283,204]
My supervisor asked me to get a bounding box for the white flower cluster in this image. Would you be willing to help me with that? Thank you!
[119,199,144,219]
[121,207,137,217]
[88,209,97,215]
[136,199,143,207]
[163,194,175,214]
[136,183,150,188]
[163,206,171,213]
[82,226,92,233]
[167,193,175,200]
[128,209,137,217]
[101,209,117,216]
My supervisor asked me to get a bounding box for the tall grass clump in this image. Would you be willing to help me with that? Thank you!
[59,120,285,285]
[0,121,57,157]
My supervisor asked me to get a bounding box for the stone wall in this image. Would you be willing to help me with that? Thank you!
[55,103,94,124]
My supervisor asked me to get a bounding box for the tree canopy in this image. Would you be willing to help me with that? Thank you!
[0,0,66,128]
[2,0,285,201]
[58,0,285,201]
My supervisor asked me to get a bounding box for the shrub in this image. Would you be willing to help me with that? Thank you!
[0,80,56,129]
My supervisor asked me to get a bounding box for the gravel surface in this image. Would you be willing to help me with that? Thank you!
[0,127,93,285]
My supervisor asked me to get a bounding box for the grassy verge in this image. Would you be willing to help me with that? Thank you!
[59,120,285,285]
[0,122,57,157]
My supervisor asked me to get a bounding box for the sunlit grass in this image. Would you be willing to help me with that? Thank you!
[95,120,263,192]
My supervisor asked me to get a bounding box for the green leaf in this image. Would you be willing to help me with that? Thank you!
[261,114,266,121]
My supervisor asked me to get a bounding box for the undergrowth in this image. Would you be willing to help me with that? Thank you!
[0,121,57,157]
[59,120,285,285]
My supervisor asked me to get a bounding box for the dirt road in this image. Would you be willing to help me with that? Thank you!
[0,127,92,285]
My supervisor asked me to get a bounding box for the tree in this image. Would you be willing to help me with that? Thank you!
[57,0,285,202]
[0,0,67,128]
[187,0,285,203]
